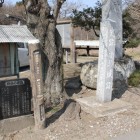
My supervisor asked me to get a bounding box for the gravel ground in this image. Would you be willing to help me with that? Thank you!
[0,54,140,140]
[1,87,140,140]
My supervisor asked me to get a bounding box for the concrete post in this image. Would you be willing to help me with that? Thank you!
[33,50,46,129]
[29,44,46,129]
[65,48,68,64]
[70,24,76,63]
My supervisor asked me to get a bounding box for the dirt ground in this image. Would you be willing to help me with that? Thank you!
[0,47,140,140]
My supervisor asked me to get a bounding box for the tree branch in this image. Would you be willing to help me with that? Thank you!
[53,0,66,20]
[23,0,41,15]
[92,27,99,37]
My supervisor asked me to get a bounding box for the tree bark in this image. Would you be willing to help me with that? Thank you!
[24,0,65,107]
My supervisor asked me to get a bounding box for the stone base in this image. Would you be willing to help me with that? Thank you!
[76,96,132,118]
[0,115,34,134]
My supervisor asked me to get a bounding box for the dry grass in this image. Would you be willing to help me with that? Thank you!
[125,45,140,61]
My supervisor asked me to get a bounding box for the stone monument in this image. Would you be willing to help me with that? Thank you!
[102,0,123,59]
[29,45,46,129]
[96,0,123,102]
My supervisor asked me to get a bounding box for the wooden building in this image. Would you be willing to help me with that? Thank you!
[0,25,39,77]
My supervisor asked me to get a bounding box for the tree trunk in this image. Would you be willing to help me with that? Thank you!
[24,0,65,107]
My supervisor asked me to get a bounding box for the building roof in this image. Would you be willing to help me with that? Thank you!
[0,25,39,44]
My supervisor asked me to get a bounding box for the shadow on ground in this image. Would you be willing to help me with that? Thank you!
[45,99,75,127]
[64,76,82,97]
[112,81,128,100]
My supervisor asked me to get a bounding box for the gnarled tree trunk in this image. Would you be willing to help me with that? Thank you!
[24,0,65,106]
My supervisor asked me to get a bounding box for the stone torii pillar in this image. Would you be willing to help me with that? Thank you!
[96,0,123,102]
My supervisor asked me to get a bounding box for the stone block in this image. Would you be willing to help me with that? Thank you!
[76,96,132,118]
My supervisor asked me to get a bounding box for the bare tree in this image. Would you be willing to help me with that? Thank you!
[23,0,66,107]
[59,0,83,18]
[49,0,83,19]
[0,2,26,25]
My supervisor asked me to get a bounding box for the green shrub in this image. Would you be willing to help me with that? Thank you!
[128,70,140,87]
[125,39,140,48]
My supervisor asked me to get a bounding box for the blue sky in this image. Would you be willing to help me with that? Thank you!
[7,0,98,7]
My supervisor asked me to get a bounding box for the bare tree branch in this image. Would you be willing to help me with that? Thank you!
[53,0,66,20]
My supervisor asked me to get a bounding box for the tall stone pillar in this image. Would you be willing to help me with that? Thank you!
[96,0,122,102]
[102,0,123,59]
